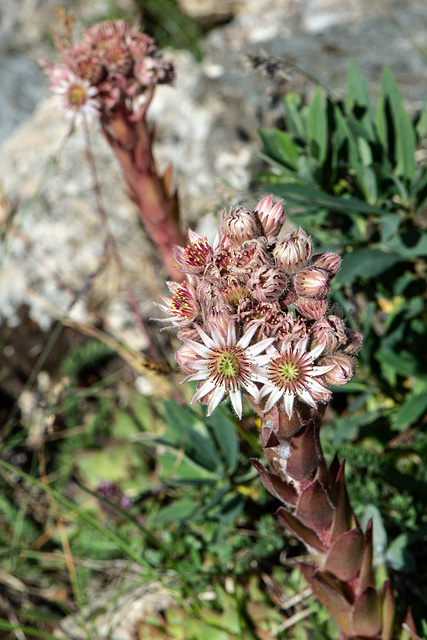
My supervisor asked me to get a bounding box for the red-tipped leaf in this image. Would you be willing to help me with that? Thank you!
[324,528,365,581]
[296,480,334,531]
[276,507,327,554]
[351,586,382,637]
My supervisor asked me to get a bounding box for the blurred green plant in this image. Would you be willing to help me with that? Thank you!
[135,0,203,60]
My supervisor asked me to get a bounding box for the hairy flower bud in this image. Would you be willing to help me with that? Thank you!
[311,316,347,354]
[318,352,355,386]
[295,297,328,320]
[294,267,330,299]
[254,194,286,237]
[222,206,261,245]
[312,252,341,277]
[273,228,313,274]
[175,344,200,373]
[248,265,289,302]
[343,328,363,356]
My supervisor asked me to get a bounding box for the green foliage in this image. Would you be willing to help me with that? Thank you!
[257,61,427,436]
[134,0,203,60]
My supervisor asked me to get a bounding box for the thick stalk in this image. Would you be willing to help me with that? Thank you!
[252,404,417,639]
[101,107,186,281]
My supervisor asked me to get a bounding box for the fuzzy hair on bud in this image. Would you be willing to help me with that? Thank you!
[254,194,286,236]
[273,228,313,274]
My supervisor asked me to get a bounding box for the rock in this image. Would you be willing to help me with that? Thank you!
[0,56,48,143]
[204,0,427,107]
[177,0,242,28]
[0,49,256,334]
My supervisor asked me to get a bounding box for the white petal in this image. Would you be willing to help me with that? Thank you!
[306,378,329,393]
[191,379,216,403]
[207,386,226,416]
[237,323,259,349]
[311,364,335,377]
[242,379,261,400]
[265,387,285,413]
[188,229,203,243]
[226,320,236,347]
[252,354,273,368]
[183,338,212,358]
[308,342,326,361]
[249,369,270,385]
[294,336,309,357]
[283,392,295,418]
[183,370,210,383]
[194,325,216,349]
[247,336,276,356]
[229,390,243,418]
[297,388,317,408]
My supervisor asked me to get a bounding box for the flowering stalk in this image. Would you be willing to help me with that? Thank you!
[159,194,419,638]
[47,18,186,280]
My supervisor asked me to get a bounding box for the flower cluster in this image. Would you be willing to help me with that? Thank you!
[48,20,174,125]
[158,195,363,419]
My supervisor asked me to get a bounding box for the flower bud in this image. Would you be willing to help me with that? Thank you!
[222,206,261,245]
[175,344,200,373]
[311,316,346,354]
[294,267,330,299]
[273,228,313,274]
[295,297,328,320]
[343,329,363,356]
[312,252,341,277]
[318,353,355,386]
[248,265,289,302]
[254,194,286,236]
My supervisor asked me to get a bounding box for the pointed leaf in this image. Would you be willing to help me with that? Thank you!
[395,105,416,179]
[359,520,376,592]
[307,87,328,164]
[334,248,402,284]
[381,581,395,640]
[362,506,387,564]
[381,67,403,130]
[153,499,198,524]
[276,507,327,554]
[347,59,373,113]
[251,459,297,506]
[283,92,307,138]
[296,481,333,531]
[331,460,357,540]
[415,103,427,139]
[207,408,238,474]
[286,420,319,482]
[352,587,382,636]
[299,564,353,636]
[391,382,427,432]
[162,400,221,472]
[376,94,388,148]
[325,529,365,581]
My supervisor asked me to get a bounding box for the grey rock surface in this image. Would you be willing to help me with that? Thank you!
[0,56,48,143]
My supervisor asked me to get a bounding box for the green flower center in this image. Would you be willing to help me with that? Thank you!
[69,84,88,107]
[216,351,240,378]
[277,359,301,382]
